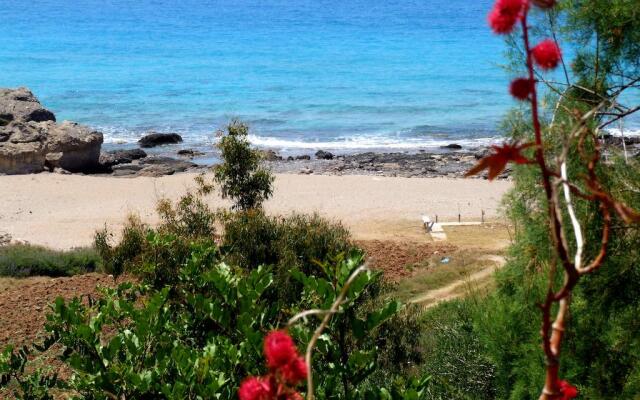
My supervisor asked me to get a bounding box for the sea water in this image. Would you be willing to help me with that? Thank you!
[0,0,636,154]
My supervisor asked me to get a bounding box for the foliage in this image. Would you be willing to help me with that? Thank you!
[1,235,414,399]
[0,244,100,278]
[213,120,275,211]
[94,214,147,278]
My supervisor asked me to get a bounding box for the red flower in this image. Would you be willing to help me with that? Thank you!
[559,380,579,399]
[509,78,534,100]
[532,39,562,70]
[238,377,274,400]
[465,142,534,180]
[286,392,304,400]
[488,0,526,34]
[280,356,308,384]
[531,0,556,8]
[264,330,298,369]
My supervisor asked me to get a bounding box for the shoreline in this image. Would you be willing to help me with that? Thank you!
[0,173,512,250]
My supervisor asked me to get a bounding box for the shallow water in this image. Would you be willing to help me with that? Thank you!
[1,0,637,153]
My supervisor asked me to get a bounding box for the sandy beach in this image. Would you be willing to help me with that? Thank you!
[0,173,511,249]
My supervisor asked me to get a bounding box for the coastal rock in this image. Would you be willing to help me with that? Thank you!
[315,150,334,160]
[259,149,282,161]
[0,87,56,124]
[111,163,145,177]
[0,89,105,174]
[295,155,311,160]
[177,149,205,157]
[44,121,103,172]
[99,148,147,167]
[139,156,197,173]
[441,143,463,150]
[138,132,183,148]
[0,121,47,174]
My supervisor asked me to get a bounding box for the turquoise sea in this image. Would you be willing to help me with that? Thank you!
[2,0,613,154]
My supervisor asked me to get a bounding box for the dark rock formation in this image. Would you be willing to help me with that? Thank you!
[441,143,463,150]
[100,149,147,167]
[138,132,183,148]
[315,150,334,160]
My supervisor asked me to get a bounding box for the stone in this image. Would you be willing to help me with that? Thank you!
[177,149,205,157]
[44,121,103,172]
[259,149,282,161]
[295,155,311,160]
[99,148,147,167]
[136,156,197,176]
[0,121,47,174]
[0,232,12,246]
[440,143,463,150]
[315,150,334,160]
[0,87,56,124]
[299,167,313,174]
[138,132,183,148]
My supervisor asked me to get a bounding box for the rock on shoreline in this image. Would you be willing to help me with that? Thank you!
[0,88,103,174]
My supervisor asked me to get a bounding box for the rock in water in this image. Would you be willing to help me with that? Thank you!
[138,132,183,148]
[259,149,282,161]
[440,143,463,150]
[0,87,56,124]
[315,150,334,160]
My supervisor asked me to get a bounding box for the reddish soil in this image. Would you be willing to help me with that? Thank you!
[0,273,123,348]
[0,240,449,350]
[358,240,458,281]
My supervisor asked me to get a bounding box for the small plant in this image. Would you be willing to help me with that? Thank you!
[214,120,275,211]
[0,244,100,278]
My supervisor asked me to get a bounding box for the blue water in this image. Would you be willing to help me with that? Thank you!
[1,0,525,152]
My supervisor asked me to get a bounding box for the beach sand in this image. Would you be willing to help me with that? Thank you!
[0,173,511,249]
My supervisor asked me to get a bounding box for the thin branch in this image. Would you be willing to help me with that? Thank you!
[302,264,369,400]
[560,162,584,270]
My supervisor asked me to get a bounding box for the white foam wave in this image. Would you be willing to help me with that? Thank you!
[605,127,640,137]
[246,134,501,151]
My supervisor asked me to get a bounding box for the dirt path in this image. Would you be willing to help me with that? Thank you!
[408,254,506,308]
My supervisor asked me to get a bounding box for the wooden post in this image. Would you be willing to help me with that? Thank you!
[482,210,485,224]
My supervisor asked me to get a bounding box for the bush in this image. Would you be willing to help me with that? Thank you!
[94,214,147,277]
[0,244,100,277]
[213,120,274,211]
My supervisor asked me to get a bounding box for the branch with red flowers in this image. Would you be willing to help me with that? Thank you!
[476,1,640,399]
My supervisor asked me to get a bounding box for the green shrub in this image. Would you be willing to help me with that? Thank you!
[94,214,147,277]
[213,120,274,211]
[0,244,100,277]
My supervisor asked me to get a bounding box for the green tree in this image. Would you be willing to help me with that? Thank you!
[214,120,274,211]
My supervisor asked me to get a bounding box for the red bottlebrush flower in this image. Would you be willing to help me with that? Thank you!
[532,39,562,70]
[531,0,556,8]
[264,330,298,369]
[465,142,534,180]
[509,78,534,100]
[286,392,304,400]
[488,0,525,34]
[559,380,579,399]
[238,377,274,400]
[280,356,308,384]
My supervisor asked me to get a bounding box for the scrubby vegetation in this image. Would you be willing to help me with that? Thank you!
[0,244,100,278]
[2,1,640,399]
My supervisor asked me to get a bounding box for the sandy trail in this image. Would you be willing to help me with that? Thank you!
[409,254,506,308]
[0,173,511,249]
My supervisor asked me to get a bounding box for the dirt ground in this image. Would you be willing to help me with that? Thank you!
[0,274,123,348]
[0,223,510,349]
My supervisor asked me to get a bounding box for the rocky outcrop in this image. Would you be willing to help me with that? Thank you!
[99,148,147,167]
[0,87,56,125]
[138,132,183,148]
[0,121,48,174]
[0,88,104,174]
[315,150,334,160]
[44,121,103,172]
